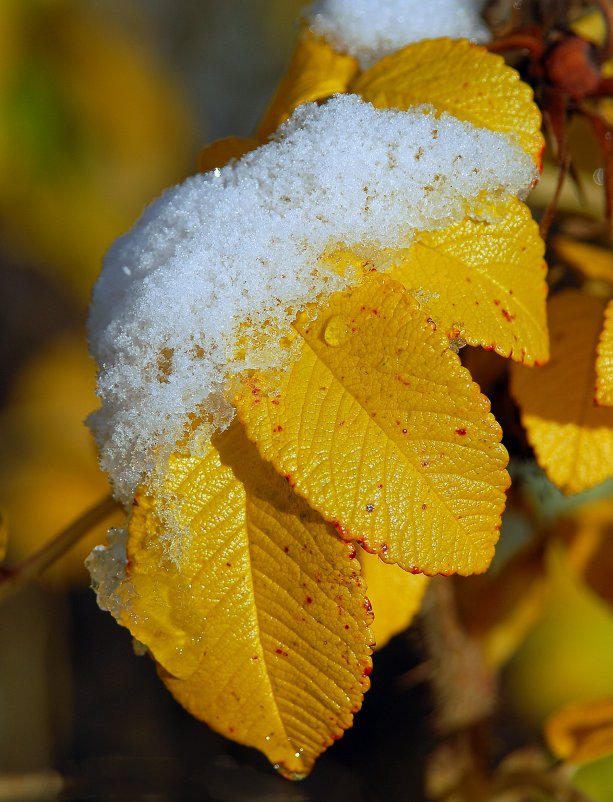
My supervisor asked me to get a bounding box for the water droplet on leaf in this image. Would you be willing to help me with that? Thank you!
[323,315,350,347]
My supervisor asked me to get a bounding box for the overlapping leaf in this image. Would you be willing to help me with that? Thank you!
[357,547,429,649]
[352,37,544,165]
[235,273,509,576]
[113,422,373,778]
[596,299,613,406]
[512,291,613,494]
[257,32,359,140]
[554,236,613,285]
[387,196,548,364]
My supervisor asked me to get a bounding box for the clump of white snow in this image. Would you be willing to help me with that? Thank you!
[308,0,490,68]
[86,528,129,620]
[88,94,536,503]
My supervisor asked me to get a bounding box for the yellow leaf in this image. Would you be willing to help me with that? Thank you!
[596,299,613,406]
[387,196,548,365]
[197,136,259,173]
[358,548,429,650]
[545,698,613,765]
[554,236,613,285]
[511,290,613,494]
[115,422,373,779]
[235,273,509,576]
[257,31,359,140]
[352,38,544,166]
[571,10,606,45]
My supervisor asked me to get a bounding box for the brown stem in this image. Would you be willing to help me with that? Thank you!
[487,31,545,60]
[596,0,613,65]
[540,88,570,239]
[540,152,571,239]
[587,75,613,97]
[0,496,119,604]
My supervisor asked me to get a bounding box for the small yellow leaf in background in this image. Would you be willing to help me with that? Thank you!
[545,698,613,765]
[236,274,509,576]
[506,544,613,726]
[116,422,373,779]
[596,299,613,406]
[0,337,116,585]
[198,136,259,173]
[554,236,613,285]
[257,32,359,140]
[512,291,613,495]
[357,548,429,650]
[388,196,548,365]
[352,38,544,165]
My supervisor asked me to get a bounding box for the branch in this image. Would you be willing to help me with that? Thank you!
[0,496,120,604]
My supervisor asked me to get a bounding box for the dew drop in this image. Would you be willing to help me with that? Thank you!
[323,315,350,347]
[594,167,605,186]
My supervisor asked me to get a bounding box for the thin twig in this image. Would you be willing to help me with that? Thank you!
[596,0,613,65]
[0,496,119,604]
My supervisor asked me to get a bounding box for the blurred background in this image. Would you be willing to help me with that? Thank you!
[2,2,613,801]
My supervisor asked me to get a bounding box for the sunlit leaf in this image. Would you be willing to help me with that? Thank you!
[357,547,429,650]
[198,136,259,173]
[546,698,613,765]
[387,196,548,364]
[236,273,509,576]
[554,236,613,285]
[352,38,544,165]
[114,422,373,779]
[512,290,613,494]
[257,32,359,140]
[596,299,613,406]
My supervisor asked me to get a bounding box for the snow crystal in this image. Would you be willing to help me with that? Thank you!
[88,94,535,502]
[308,0,490,68]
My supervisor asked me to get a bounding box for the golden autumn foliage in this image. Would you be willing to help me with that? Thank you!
[7,3,613,796]
[352,38,544,166]
[512,291,613,494]
[113,423,373,779]
[89,31,551,774]
[387,196,548,364]
[235,274,510,576]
